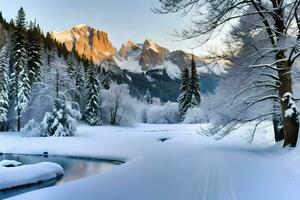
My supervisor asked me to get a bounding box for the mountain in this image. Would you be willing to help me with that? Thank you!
[51,24,224,101]
[138,39,170,70]
[166,50,204,70]
[50,24,116,63]
[118,40,142,60]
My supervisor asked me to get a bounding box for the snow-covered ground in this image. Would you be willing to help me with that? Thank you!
[0,162,63,190]
[0,123,300,200]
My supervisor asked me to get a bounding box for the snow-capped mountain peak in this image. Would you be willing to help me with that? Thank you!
[73,24,89,29]
[50,24,225,79]
[144,39,160,53]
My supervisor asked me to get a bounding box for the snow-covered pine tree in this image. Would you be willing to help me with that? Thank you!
[178,66,191,121]
[41,99,81,137]
[40,48,81,137]
[190,55,201,106]
[0,40,10,130]
[143,89,153,104]
[75,61,85,90]
[11,7,31,131]
[74,61,85,108]
[66,50,78,79]
[84,59,102,125]
[27,21,43,85]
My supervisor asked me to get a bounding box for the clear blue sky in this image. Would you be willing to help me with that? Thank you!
[0,0,219,55]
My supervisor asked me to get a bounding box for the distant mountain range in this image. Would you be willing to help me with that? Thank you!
[51,24,225,101]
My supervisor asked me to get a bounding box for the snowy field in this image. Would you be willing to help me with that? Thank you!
[0,123,300,200]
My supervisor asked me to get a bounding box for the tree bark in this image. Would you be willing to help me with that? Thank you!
[276,51,299,147]
[17,110,21,132]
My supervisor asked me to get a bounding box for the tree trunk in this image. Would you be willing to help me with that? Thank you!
[273,96,284,142]
[273,114,284,142]
[17,110,21,132]
[276,51,299,147]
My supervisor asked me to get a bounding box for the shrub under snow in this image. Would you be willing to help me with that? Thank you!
[101,83,137,126]
[22,119,41,137]
[146,102,179,124]
[183,107,210,124]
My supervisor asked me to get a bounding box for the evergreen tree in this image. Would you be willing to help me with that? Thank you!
[27,21,43,85]
[190,56,201,106]
[178,56,201,121]
[40,49,81,137]
[66,50,77,78]
[16,66,31,118]
[75,61,85,90]
[11,7,30,131]
[41,99,81,137]
[84,60,102,125]
[0,41,10,130]
[178,67,191,120]
[74,61,85,108]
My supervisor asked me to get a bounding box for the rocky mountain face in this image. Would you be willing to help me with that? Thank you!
[166,50,206,70]
[50,24,116,63]
[51,24,222,101]
[138,39,170,70]
[118,40,142,59]
[51,25,198,72]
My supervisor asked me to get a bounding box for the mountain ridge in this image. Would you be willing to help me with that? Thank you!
[50,24,218,77]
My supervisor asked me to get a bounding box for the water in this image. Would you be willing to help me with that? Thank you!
[0,154,122,199]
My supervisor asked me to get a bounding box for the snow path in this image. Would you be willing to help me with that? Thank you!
[0,123,300,200]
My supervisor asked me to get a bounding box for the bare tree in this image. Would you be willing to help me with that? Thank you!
[155,0,300,147]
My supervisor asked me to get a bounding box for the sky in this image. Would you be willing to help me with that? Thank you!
[0,0,224,55]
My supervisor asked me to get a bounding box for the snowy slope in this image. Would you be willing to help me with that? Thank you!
[114,57,143,73]
[0,123,299,200]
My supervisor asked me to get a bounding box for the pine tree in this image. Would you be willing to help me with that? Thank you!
[178,56,201,121]
[190,56,201,106]
[27,21,43,85]
[40,49,81,137]
[84,60,102,125]
[0,41,10,130]
[178,67,191,120]
[66,50,77,78]
[74,61,85,108]
[11,7,30,131]
[75,61,85,90]
[41,99,81,137]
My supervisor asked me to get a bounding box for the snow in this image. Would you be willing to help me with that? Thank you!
[1,123,300,200]
[285,108,294,117]
[0,162,63,190]
[153,61,181,79]
[115,58,181,79]
[114,57,143,73]
[145,39,160,53]
[197,61,228,75]
[0,160,21,167]
[50,31,73,43]
[74,24,89,29]
[282,92,299,119]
